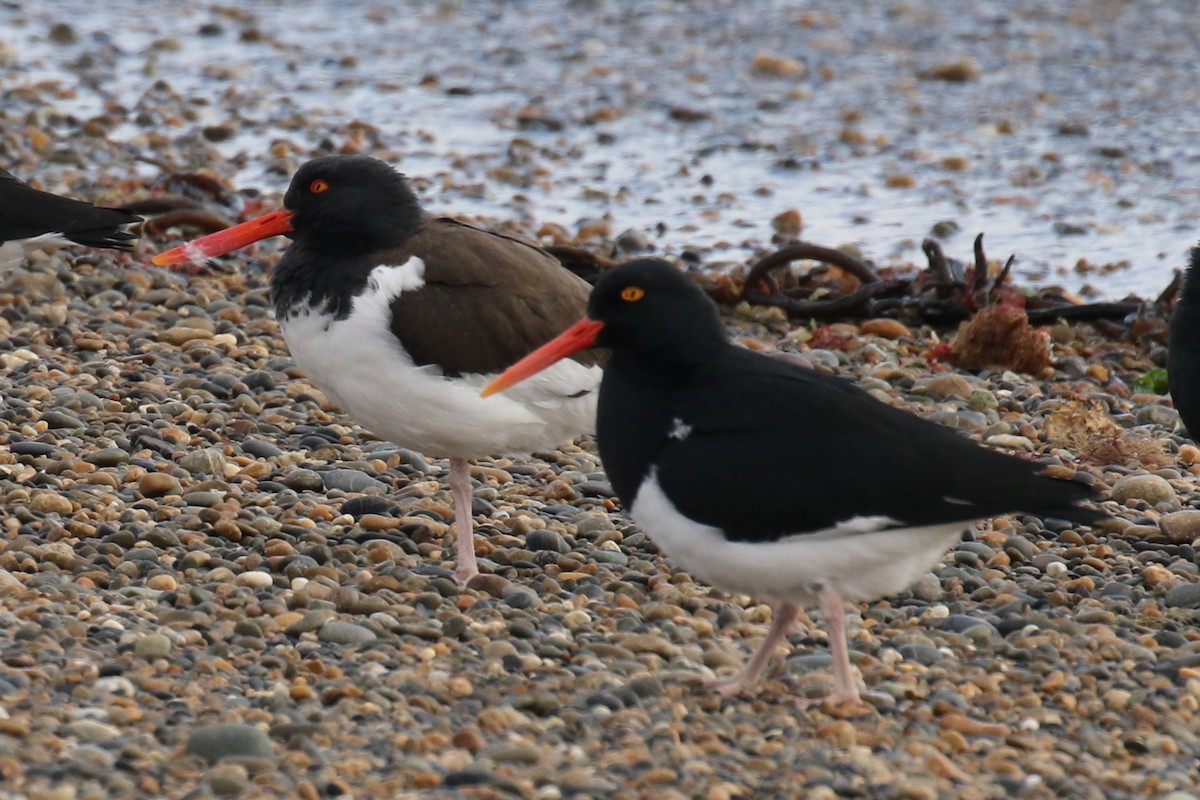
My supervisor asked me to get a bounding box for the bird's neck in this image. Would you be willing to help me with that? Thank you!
[270,243,377,321]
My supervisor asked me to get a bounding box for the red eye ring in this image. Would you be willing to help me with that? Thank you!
[310,179,330,193]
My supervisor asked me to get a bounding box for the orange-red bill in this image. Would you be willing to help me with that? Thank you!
[481,317,605,397]
[151,208,296,266]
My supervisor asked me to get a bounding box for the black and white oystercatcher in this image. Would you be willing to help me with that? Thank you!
[0,168,140,271]
[154,155,603,582]
[1169,245,1200,438]
[484,258,1104,705]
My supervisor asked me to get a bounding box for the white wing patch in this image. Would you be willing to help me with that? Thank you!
[668,417,692,441]
[367,257,427,296]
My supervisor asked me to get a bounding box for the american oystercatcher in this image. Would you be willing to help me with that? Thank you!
[0,168,140,271]
[1169,245,1200,437]
[484,258,1105,705]
[153,155,603,582]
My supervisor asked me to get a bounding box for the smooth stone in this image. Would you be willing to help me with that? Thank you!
[1164,584,1200,609]
[938,615,999,637]
[282,469,325,491]
[243,439,285,458]
[285,609,337,635]
[180,448,228,475]
[899,643,942,666]
[41,411,86,429]
[1159,511,1200,544]
[237,570,273,589]
[138,473,181,497]
[83,448,129,466]
[10,441,57,456]
[501,585,539,610]
[182,491,225,507]
[321,469,389,493]
[186,723,275,763]
[525,529,569,553]
[1110,474,1176,505]
[318,620,377,644]
[134,633,172,658]
[1135,405,1179,428]
[911,573,943,602]
[785,653,834,674]
[342,495,393,517]
[62,719,122,743]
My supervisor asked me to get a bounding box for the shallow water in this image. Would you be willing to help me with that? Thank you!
[4,0,1199,298]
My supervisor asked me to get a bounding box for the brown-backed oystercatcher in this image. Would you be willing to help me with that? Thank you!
[484,257,1104,705]
[0,168,139,271]
[154,155,603,583]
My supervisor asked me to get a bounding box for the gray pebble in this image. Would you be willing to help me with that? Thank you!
[243,439,285,458]
[186,723,275,763]
[318,620,377,644]
[83,447,128,466]
[134,633,172,658]
[1110,474,1176,505]
[282,469,325,492]
[285,609,337,635]
[1164,583,1200,609]
[526,529,569,553]
[321,468,389,493]
[179,448,227,475]
[41,411,85,429]
[911,573,943,602]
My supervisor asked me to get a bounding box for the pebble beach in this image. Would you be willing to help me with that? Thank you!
[4,2,1200,799]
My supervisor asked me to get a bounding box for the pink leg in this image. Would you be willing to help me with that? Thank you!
[448,457,479,583]
[710,603,800,697]
[811,587,861,708]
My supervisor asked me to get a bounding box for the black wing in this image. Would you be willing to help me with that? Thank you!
[0,170,139,246]
[652,349,1102,542]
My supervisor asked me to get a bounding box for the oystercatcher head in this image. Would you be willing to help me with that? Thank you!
[1169,245,1200,438]
[154,155,603,583]
[0,168,140,271]
[485,257,1105,705]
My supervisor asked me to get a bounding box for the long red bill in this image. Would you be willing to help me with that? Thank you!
[481,317,605,397]
[151,208,296,266]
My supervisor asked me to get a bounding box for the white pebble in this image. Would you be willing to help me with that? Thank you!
[237,570,273,589]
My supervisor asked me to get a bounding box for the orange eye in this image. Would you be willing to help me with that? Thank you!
[620,285,645,302]
[309,179,330,193]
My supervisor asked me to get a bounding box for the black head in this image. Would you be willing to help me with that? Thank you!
[282,155,422,254]
[588,258,728,363]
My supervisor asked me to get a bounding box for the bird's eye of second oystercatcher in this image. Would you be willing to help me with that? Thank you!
[309,179,329,193]
[620,285,645,302]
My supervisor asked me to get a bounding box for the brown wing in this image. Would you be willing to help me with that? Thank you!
[386,216,604,376]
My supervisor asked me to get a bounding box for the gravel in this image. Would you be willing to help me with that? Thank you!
[2,2,1200,799]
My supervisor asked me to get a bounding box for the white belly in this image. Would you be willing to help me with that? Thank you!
[629,469,969,605]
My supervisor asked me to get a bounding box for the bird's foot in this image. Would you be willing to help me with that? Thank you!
[454,563,481,585]
[705,674,759,699]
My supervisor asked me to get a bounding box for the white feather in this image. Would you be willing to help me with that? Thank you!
[280,257,600,459]
[629,468,970,605]
[0,233,72,272]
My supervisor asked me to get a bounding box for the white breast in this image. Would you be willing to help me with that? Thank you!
[279,257,601,459]
[629,468,970,606]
